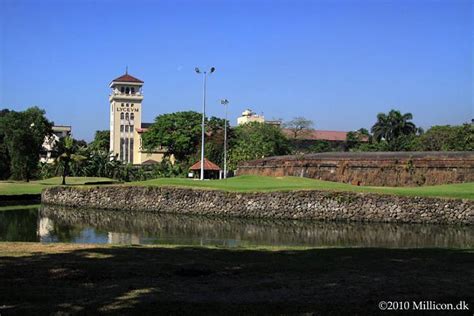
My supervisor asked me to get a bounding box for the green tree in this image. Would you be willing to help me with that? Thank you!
[371,109,417,150]
[229,122,290,170]
[55,136,86,185]
[0,109,11,179]
[142,111,203,163]
[415,124,473,151]
[345,128,371,151]
[201,116,233,166]
[89,130,110,152]
[309,140,332,153]
[0,107,53,181]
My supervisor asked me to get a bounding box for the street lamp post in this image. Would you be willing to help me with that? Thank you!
[220,99,229,179]
[195,67,215,180]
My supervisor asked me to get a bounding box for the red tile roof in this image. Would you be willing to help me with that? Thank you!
[189,158,221,171]
[112,73,144,83]
[283,129,368,142]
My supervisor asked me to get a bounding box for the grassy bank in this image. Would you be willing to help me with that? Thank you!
[131,175,474,200]
[0,177,115,195]
[1,175,473,199]
[0,242,472,315]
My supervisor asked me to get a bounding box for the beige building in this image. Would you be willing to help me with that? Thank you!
[237,109,281,127]
[40,125,72,163]
[109,72,167,164]
[237,109,265,125]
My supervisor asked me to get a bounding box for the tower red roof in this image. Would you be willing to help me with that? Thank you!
[111,73,144,83]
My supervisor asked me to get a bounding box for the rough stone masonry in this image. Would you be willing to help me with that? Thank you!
[236,152,474,187]
[42,186,473,225]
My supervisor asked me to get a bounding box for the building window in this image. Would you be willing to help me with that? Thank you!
[120,138,124,161]
[121,103,124,107]
[126,87,130,94]
[130,138,134,163]
[120,125,124,132]
[121,87,125,93]
[131,113,134,120]
[125,125,129,133]
[131,103,134,107]
[120,113,124,120]
[125,139,129,163]
[131,87,135,94]
[125,113,129,120]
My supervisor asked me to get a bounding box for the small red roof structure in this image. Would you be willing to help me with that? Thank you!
[111,73,144,83]
[189,158,221,171]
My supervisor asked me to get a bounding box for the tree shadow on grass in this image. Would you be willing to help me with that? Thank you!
[0,246,473,315]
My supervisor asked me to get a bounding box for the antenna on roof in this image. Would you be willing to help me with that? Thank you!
[125,66,128,74]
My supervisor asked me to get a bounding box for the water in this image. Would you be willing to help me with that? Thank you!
[0,205,472,248]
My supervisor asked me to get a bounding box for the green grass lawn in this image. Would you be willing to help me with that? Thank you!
[1,175,472,199]
[0,177,115,195]
[131,175,474,200]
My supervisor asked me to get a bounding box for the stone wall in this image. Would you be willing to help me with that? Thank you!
[236,152,474,186]
[42,186,473,225]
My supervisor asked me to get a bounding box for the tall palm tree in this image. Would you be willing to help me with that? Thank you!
[56,136,86,185]
[371,110,417,144]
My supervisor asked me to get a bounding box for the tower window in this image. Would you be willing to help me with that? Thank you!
[131,87,135,94]
[131,113,134,120]
[121,87,125,93]
[126,87,130,94]
[120,113,124,120]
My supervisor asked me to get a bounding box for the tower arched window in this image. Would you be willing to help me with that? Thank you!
[120,113,124,119]
[121,87,125,93]
[131,87,135,94]
[131,113,134,120]
[126,87,130,94]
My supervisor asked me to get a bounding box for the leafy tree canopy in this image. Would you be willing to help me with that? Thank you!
[89,130,110,152]
[0,107,53,181]
[371,109,417,150]
[142,111,203,163]
[229,122,290,169]
[0,109,11,179]
[415,124,473,151]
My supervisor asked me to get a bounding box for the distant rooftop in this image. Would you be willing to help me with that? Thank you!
[111,73,144,83]
[282,129,353,142]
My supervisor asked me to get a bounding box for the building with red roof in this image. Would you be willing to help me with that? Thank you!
[189,158,221,179]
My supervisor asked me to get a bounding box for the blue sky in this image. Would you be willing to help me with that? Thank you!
[1,0,472,141]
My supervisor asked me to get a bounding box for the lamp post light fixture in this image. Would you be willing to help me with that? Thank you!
[195,67,216,180]
[220,99,229,179]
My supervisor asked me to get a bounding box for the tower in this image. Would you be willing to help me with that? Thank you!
[109,72,144,164]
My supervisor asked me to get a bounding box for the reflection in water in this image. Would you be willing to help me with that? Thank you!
[0,205,473,248]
